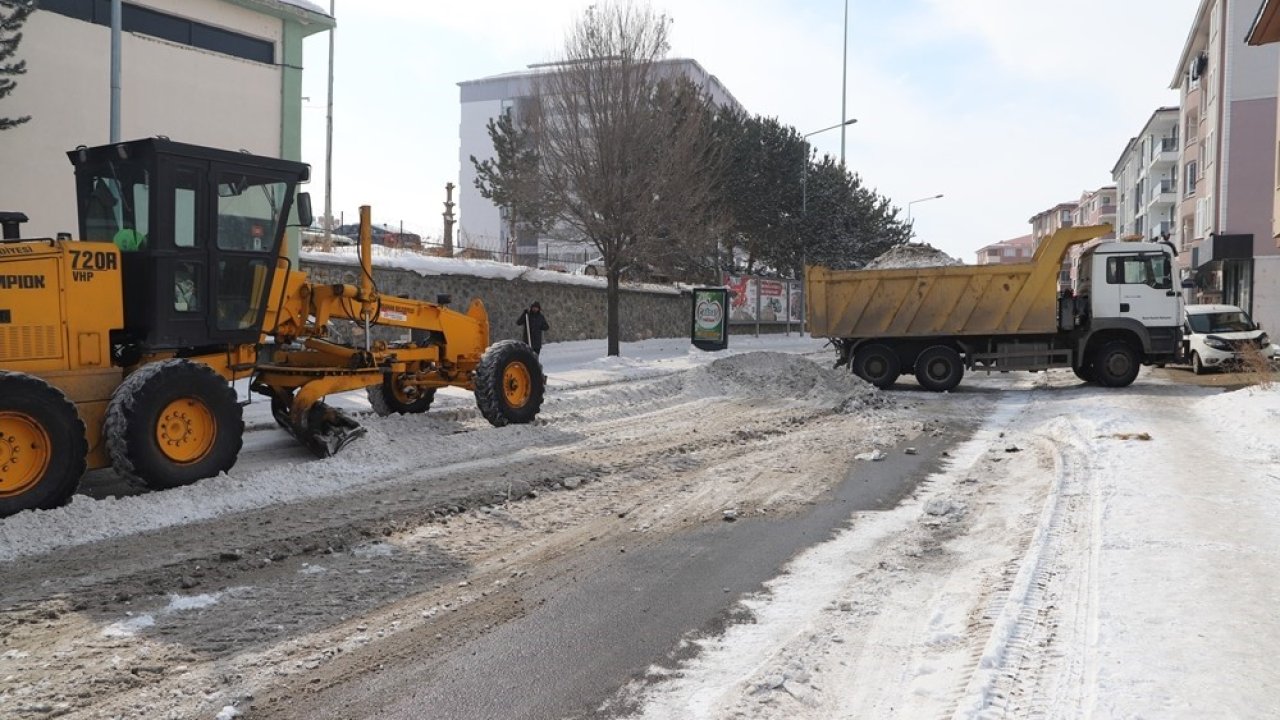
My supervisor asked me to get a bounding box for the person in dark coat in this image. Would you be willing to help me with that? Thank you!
[517,301,550,354]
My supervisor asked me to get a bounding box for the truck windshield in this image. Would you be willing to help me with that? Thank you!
[1188,311,1254,334]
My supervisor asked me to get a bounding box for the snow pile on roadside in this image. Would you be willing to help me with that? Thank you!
[864,243,963,269]
[684,351,884,411]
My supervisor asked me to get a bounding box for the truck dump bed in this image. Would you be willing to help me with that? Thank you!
[806,225,1110,339]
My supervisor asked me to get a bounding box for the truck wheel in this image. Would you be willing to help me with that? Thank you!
[0,373,87,517]
[1072,363,1095,383]
[475,340,545,427]
[1192,352,1205,375]
[853,344,901,389]
[106,360,243,490]
[1093,341,1140,388]
[914,345,965,392]
[368,375,436,416]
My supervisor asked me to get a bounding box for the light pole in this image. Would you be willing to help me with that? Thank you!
[841,0,849,166]
[802,118,857,215]
[906,193,944,223]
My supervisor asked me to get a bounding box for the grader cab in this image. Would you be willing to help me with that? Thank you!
[0,138,543,518]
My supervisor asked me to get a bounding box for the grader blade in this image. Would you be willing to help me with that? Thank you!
[289,401,367,458]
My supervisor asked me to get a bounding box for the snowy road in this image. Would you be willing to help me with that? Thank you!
[0,336,1275,720]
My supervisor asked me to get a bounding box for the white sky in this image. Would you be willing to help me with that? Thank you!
[300,0,1201,261]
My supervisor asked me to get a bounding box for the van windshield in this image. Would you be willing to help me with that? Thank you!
[1187,310,1254,334]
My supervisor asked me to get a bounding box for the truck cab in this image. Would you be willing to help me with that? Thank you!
[1074,241,1182,370]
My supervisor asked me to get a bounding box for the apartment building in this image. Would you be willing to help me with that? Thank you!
[1247,0,1280,330]
[0,0,334,247]
[1028,202,1078,246]
[1112,108,1180,245]
[458,58,742,263]
[1073,186,1118,234]
[975,234,1035,265]
[1172,0,1280,332]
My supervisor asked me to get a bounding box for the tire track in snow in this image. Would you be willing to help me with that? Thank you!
[949,412,1099,720]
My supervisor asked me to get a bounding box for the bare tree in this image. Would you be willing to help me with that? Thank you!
[527,1,722,356]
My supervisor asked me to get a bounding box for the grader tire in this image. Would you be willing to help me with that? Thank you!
[106,360,243,490]
[367,375,436,416]
[475,340,545,427]
[0,372,87,517]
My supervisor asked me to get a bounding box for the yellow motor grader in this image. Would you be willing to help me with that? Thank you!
[0,138,543,518]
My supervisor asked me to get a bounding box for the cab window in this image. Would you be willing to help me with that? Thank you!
[216,174,286,252]
[83,166,150,251]
[1105,255,1172,290]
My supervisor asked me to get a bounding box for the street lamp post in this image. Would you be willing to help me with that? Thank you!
[906,193,944,223]
[802,118,857,215]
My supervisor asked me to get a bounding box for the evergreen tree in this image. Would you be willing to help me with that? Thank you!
[470,113,558,258]
[0,0,35,131]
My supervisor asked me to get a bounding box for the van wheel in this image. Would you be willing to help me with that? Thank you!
[1192,352,1205,375]
[852,344,901,389]
[1094,341,1140,388]
[0,373,87,517]
[914,345,964,392]
[106,360,243,490]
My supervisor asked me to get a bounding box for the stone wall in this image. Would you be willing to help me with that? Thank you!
[300,258,692,344]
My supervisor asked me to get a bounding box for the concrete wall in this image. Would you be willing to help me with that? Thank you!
[1253,256,1280,334]
[2,3,289,238]
[300,259,693,345]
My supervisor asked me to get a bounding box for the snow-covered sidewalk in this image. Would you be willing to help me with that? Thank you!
[621,370,1280,719]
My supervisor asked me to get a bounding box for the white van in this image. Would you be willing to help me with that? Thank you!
[1181,304,1278,374]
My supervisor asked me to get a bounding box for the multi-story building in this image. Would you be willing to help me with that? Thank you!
[1073,186,1118,235]
[457,58,741,263]
[1,0,334,250]
[1112,108,1180,244]
[1028,202,1078,247]
[1246,0,1280,332]
[975,234,1035,265]
[1172,0,1279,330]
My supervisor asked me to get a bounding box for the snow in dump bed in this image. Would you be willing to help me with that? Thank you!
[863,242,964,269]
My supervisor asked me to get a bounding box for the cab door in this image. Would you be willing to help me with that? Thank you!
[205,163,291,347]
[1102,252,1179,325]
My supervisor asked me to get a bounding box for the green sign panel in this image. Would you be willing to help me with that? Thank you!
[691,287,729,351]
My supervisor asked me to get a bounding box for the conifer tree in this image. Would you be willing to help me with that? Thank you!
[0,0,35,131]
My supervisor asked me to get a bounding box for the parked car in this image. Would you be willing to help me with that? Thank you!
[1181,304,1279,374]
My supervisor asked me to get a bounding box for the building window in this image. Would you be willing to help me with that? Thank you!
[39,0,274,64]
[1185,161,1198,196]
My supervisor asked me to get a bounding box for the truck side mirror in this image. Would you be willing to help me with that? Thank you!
[295,192,315,228]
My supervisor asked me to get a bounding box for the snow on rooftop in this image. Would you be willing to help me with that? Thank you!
[275,0,330,17]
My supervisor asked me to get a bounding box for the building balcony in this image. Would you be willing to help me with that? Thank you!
[1148,181,1177,209]
[1148,147,1179,168]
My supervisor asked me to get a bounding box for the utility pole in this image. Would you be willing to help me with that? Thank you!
[840,0,849,166]
[109,0,121,142]
[443,182,456,256]
[322,0,336,251]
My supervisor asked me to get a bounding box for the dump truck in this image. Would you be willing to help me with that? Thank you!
[0,138,543,518]
[806,224,1182,391]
